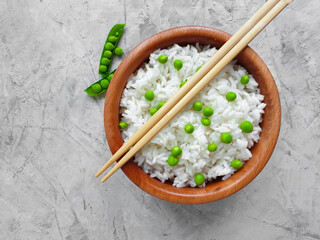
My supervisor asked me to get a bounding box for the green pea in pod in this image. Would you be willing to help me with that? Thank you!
[98,24,125,77]
[84,69,116,97]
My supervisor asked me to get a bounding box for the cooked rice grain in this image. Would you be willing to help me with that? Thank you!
[120,44,266,187]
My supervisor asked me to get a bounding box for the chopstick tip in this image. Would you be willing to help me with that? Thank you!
[95,170,103,177]
[101,178,107,183]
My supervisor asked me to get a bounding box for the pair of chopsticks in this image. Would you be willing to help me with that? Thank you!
[96,0,293,183]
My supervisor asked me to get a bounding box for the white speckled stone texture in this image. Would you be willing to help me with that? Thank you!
[1,0,320,239]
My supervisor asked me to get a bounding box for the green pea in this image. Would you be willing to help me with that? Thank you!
[194,173,205,185]
[196,66,202,72]
[221,133,233,144]
[100,79,109,89]
[174,60,183,71]
[149,108,157,116]
[99,65,107,73]
[240,121,253,133]
[203,107,214,117]
[119,121,128,129]
[158,55,168,64]
[184,124,194,134]
[103,50,112,59]
[101,58,111,65]
[107,74,114,81]
[92,84,102,93]
[105,42,114,51]
[115,32,119,36]
[108,36,118,43]
[207,143,218,152]
[226,92,237,102]
[115,47,124,56]
[231,160,243,169]
[168,155,179,166]
[157,102,165,109]
[201,117,211,126]
[180,80,187,88]
[240,75,250,85]
[171,146,182,157]
[192,101,203,111]
[145,91,154,101]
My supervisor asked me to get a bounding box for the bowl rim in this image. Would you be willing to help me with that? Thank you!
[104,26,281,204]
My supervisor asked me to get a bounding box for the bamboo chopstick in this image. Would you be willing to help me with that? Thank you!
[100,0,293,183]
[95,0,282,179]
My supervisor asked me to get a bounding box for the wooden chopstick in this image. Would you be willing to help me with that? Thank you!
[100,0,293,183]
[95,0,282,179]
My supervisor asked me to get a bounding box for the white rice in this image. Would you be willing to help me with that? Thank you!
[120,44,266,188]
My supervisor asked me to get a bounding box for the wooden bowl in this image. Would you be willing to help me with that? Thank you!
[104,26,281,204]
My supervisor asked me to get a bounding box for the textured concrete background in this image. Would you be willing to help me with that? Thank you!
[1,0,320,239]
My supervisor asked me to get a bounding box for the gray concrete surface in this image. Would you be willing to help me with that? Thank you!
[1,0,320,239]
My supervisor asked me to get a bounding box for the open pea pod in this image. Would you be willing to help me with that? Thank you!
[98,24,125,77]
[85,69,116,97]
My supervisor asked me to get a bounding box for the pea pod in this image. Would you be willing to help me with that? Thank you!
[98,24,125,76]
[85,69,116,96]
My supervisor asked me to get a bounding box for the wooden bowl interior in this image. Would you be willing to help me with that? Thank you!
[104,26,281,204]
